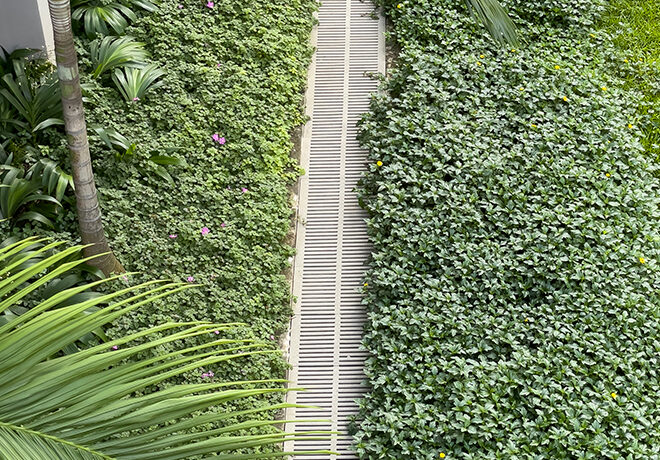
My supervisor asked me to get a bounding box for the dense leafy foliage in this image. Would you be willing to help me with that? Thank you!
[0,237,333,459]
[602,0,660,164]
[0,60,62,134]
[63,0,317,342]
[111,63,165,101]
[71,0,158,37]
[89,36,148,78]
[3,0,316,454]
[355,0,660,457]
[0,151,73,227]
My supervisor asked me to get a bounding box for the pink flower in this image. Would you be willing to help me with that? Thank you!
[112,345,118,350]
[214,330,220,334]
[217,62,222,68]
[211,134,226,145]
[132,97,140,102]
[169,234,178,239]
[220,222,227,228]
[187,276,195,283]
[201,226,210,236]
[241,187,248,193]
[208,371,214,377]
[201,372,209,378]
[206,1,214,7]
[177,3,183,8]
[270,334,275,341]
[121,275,129,282]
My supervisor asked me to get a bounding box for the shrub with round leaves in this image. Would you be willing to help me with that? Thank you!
[355,0,660,458]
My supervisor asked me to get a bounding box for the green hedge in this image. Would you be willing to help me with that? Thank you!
[355,0,660,458]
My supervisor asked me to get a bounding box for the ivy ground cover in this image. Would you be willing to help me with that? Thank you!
[82,0,315,342]
[355,0,660,457]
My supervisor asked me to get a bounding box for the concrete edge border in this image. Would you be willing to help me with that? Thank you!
[283,6,319,454]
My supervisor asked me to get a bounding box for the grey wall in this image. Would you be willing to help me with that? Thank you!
[0,0,54,59]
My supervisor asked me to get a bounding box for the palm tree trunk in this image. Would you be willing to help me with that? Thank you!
[47,0,123,275]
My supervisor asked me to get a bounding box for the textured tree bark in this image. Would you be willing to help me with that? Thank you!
[47,0,124,275]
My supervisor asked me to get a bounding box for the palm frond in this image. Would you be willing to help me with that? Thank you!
[90,37,148,79]
[0,423,106,460]
[464,0,518,46]
[71,0,158,37]
[26,159,74,202]
[111,63,165,100]
[0,61,63,132]
[0,47,41,80]
[0,157,73,227]
[89,125,136,159]
[0,238,335,459]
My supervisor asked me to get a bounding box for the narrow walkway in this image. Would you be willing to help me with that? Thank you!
[285,0,384,458]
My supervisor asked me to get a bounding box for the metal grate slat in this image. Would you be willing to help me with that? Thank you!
[284,0,384,458]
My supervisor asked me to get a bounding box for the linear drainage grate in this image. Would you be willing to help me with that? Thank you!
[285,0,384,458]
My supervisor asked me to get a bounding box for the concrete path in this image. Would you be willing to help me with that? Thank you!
[285,0,384,458]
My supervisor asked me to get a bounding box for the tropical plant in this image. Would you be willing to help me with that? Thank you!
[465,0,517,45]
[90,124,136,159]
[47,0,123,275]
[0,152,73,227]
[148,150,187,185]
[0,47,40,77]
[71,0,157,37]
[0,170,61,227]
[90,36,148,78]
[0,97,18,140]
[89,126,184,183]
[27,158,75,203]
[0,48,46,139]
[0,237,105,351]
[112,63,165,101]
[0,60,63,134]
[0,237,334,459]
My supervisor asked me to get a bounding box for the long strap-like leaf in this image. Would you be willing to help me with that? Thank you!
[0,422,111,460]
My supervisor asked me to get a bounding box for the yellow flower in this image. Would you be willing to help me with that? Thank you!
[520,87,525,91]
[605,173,610,177]
[554,65,560,69]
[611,392,617,399]
[524,318,529,322]
[563,96,568,102]
[476,62,482,66]
[363,282,368,287]
[530,124,537,128]
[376,161,383,167]
[396,3,403,7]
[511,49,516,52]
[640,257,646,264]
[590,33,595,38]
[601,86,607,91]
[439,454,446,459]
[628,123,633,129]
[480,54,485,58]
[624,59,629,63]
